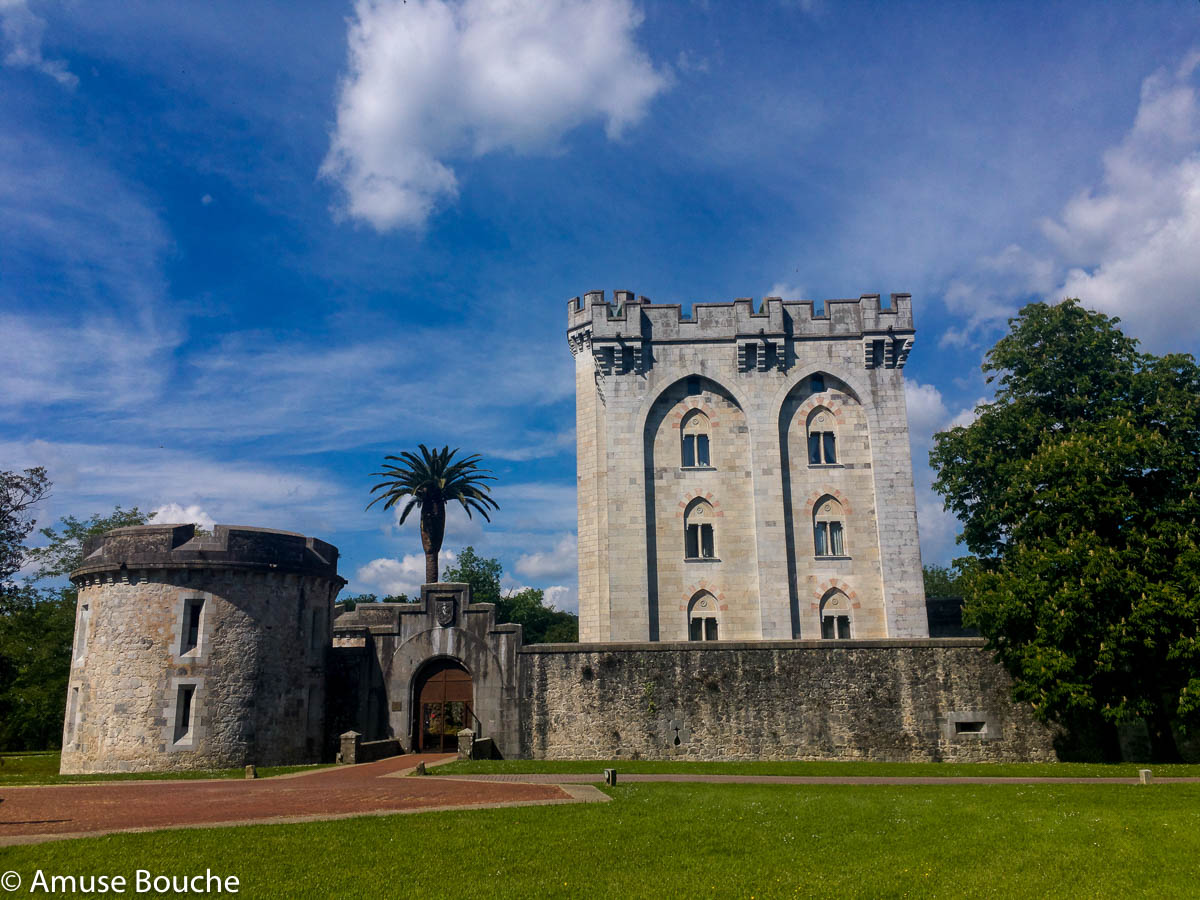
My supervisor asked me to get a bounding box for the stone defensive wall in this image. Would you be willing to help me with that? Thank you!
[518,639,1056,762]
[62,524,344,774]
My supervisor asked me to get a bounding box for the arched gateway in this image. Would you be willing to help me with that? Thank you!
[414,658,474,752]
[330,583,523,757]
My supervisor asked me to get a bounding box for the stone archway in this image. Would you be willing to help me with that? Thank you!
[413,658,474,752]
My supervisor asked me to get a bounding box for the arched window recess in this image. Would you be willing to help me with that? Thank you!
[684,499,717,561]
[813,496,847,558]
[687,592,720,641]
[806,407,838,466]
[681,409,712,468]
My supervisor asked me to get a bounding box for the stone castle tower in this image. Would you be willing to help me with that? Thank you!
[568,290,927,643]
[61,524,344,774]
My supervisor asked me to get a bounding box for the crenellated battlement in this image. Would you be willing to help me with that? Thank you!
[72,523,343,583]
[567,290,914,371]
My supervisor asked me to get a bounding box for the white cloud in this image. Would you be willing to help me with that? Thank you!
[355,548,456,597]
[904,380,949,441]
[943,51,1200,353]
[0,439,351,534]
[1,0,77,87]
[904,379,987,566]
[543,583,578,614]
[514,532,577,580]
[1044,53,1200,349]
[321,0,669,230]
[150,503,216,531]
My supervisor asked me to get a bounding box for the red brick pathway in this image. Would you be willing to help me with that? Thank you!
[0,755,575,846]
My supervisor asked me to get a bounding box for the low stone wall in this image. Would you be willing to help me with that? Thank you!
[519,639,1055,762]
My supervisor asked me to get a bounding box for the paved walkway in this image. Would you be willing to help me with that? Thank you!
[5,762,1195,846]
[0,756,599,847]
[453,772,1200,785]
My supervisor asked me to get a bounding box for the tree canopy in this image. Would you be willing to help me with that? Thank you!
[930,300,1200,761]
[1,466,51,588]
[442,546,577,643]
[0,487,152,751]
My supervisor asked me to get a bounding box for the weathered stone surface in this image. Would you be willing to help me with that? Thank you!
[569,292,927,643]
[331,583,524,758]
[519,639,1056,762]
[60,524,344,774]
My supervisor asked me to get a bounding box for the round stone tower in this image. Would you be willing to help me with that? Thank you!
[60,524,345,774]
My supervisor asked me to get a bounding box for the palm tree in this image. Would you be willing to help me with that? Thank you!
[367,445,499,584]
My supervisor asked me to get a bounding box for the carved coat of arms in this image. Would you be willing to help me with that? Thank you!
[434,596,456,627]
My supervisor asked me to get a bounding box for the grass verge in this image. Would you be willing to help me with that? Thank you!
[1,783,1197,898]
[0,753,330,786]
[432,757,1200,778]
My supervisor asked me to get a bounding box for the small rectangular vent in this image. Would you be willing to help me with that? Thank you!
[955,720,986,735]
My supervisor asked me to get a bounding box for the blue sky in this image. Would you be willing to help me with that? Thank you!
[3,0,1199,609]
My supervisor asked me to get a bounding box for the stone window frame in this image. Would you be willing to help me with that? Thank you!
[818,588,854,639]
[939,710,1000,742]
[683,497,719,561]
[65,684,82,747]
[680,408,714,469]
[73,599,92,664]
[686,590,721,641]
[813,494,850,559]
[806,406,840,467]
[163,676,206,752]
[172,590,213,663]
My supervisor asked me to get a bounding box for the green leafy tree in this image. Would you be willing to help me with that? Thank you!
[1,466,51,588]
[931,299,1200,761]
[442,545,503,606]
[922,564,962,598]
[367,446,499,584]
[24,506,152,581]
[0,502,153,751]
[443,546,578,643]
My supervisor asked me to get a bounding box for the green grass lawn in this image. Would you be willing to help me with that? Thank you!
[434,757,1200,778]
[1,782,1197,898]
[0,752,329,785]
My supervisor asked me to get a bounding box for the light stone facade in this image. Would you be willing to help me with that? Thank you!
[61,524,343,774]
[569,290,926,643]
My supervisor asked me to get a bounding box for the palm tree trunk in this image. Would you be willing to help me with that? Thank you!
[420,500,446,584]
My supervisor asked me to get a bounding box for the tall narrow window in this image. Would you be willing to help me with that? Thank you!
[681,410,712,468]
[806,407,837,465]
[684,499,716,559]
[688,592,720,641]
[811,373,825,393]
[181,598,204,655]
[67,687,80,742]
[74,604,91,661]
[174,684,196,743]
[309,608,323,651]
[813,496,847,557]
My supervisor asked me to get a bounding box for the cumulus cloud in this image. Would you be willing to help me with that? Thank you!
[543,583,578,614]
[944,51,1200,352]
[514,533,577,580]
[355,549,457,596]
[0,439,351,533]
[1046,52,1200,348]
[321,0,669,230]
[1,0,77,87]
[904,380,988,565]
[150,503,217,531]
